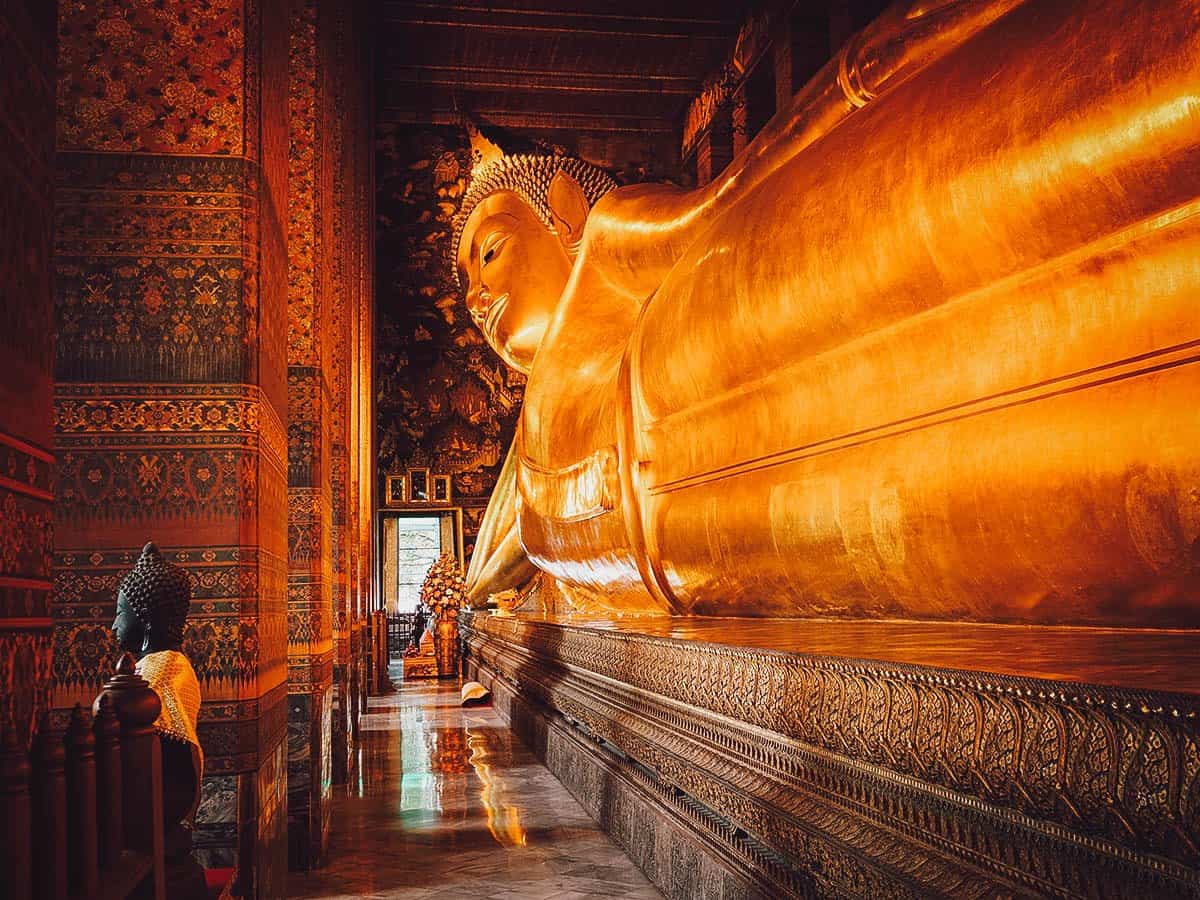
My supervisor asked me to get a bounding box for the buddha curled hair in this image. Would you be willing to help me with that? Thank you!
[119,542,191,647]
[451,154,616,285]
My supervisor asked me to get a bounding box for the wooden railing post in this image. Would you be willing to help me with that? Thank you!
[31,710,68,900]
[92,694,122,872]
[363,614,374,698]
[370,610,378,692]
[0,714,33,900]
[350,659,361,742]
[96,653,165,900]
[375,609,389,692]
[65,704,99,899]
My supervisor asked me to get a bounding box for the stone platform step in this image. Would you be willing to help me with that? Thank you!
[463,611,1200,900]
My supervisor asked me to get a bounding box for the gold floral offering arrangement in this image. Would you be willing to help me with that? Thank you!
[420,554,466,678]
[420,553,466,621]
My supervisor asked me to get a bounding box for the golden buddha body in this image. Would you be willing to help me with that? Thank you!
[459,0,1200,626]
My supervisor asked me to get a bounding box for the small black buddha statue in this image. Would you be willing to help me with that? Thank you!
[112,542,206,898]
[408,602,429,655]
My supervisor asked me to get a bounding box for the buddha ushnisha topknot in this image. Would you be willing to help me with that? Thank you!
[451,154,616,287]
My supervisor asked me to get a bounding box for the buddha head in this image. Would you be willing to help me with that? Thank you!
[112,542,191,656]
[453,155,616,373]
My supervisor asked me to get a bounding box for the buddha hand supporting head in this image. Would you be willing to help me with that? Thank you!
[453,154,615,373]
[112,542,191,655]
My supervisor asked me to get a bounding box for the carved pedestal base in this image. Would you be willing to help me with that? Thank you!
[402,647,438,680]
[463,612,1200,900]
[434,619,460,679]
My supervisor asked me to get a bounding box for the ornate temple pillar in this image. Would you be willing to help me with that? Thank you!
[351,12,374,722]
[282,0,373,861]
[731,84,749,159]
[53,1,291,896]
[285,0,335,869]
[695,103,734,187]
[327,90,353,788]
[0,0,56,752]
[329,0,373,783]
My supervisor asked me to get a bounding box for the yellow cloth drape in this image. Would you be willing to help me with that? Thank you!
[136,649,204,819]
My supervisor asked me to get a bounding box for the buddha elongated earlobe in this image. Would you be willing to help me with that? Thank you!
[548,170,590,257]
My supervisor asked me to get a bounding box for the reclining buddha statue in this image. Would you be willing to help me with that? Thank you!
[459,0,1200,626]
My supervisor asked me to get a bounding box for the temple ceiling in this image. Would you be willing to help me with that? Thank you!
[373,0,755,165]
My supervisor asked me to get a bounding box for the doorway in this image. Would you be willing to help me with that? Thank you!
[378,508,464,656]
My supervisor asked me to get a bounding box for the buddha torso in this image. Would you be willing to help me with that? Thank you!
[517,257,661,613]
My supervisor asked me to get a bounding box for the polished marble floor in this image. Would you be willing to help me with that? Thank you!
[287,670,662,899]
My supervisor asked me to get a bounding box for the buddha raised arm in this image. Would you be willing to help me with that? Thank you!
[460,0,1200,626]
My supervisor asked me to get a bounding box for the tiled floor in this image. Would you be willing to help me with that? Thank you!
[287,670,662,899]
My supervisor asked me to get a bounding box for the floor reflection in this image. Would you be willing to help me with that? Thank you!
[287,675,661,899]
[467,726,527,849]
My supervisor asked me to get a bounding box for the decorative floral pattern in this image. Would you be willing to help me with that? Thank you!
[0,493,53,584]
[54,153,256,384]
[56,394,264,434]
[287,366,322,486]
[375,126,526,559]
[2,0,58,753]
[57,0,245,154]
[287,0,320,364]
[0,632,53,749]
[57,445,255,521]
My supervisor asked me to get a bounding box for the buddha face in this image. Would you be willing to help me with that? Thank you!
[112,590,146,654]
[456,190,573,374]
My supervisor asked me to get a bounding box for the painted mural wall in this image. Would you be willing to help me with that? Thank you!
[374,124,526,561]
[0,0,56,754]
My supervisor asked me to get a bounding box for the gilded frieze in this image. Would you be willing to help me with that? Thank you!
[468,613,1200,894]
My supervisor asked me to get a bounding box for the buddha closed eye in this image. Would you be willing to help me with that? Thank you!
[456,195,574,374]
[451,155,617,375]
[481,230,510,265]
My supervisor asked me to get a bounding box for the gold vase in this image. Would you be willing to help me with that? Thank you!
[433,619,459,679]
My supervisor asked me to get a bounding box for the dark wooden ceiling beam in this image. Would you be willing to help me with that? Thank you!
[377,1,738,39]
[380,64,696,95]
[378,8,734,39]
[374,44,712,80]
[377,107,678,134]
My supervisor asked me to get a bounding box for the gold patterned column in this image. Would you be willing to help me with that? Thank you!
[53,1,291,895]
[285,0,335,870]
